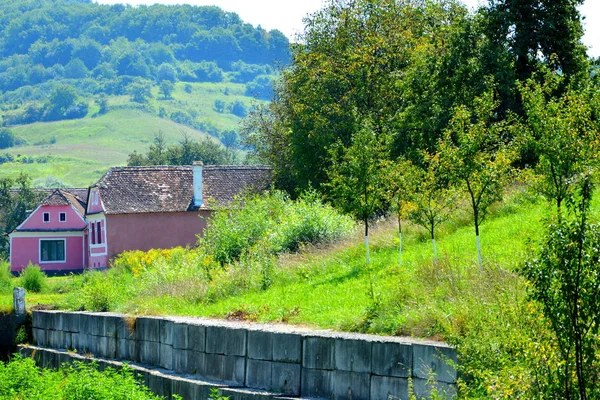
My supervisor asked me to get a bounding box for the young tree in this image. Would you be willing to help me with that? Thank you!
[522,176,600,400]
[439,91,516,269]
[385,157,418,266]
[521,78,600,221]
[327,117,390,265]
[408,155,456,263]
[127,80,153,104]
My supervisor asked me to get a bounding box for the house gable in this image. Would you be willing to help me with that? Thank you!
[15,189,87,232]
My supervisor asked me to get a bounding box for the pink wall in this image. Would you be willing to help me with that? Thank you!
[10,235,85,274]
[87,188,104,214]
[106,211,210,258]
[19,205,86,231]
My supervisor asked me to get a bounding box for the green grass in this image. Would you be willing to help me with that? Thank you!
[1,81,265,187]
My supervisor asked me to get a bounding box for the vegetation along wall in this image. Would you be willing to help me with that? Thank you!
[27,310,457,399]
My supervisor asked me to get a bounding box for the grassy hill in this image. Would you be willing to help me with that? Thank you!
[0,81,264,187]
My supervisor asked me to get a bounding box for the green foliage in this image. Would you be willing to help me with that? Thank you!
[201,190,355,265]
[0,261,12,295]
[208,388,229,400]
[127,80,153,104]
[18,264,47,293]
[0,173,41,257]
[158,80,174,100]
[521,78,600,218]
[0,129,15,150]
[521,177,600,399]
[438,90,517,266]
[0,355,162,400]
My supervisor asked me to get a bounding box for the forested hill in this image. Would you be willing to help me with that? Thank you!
[0,0,290,187]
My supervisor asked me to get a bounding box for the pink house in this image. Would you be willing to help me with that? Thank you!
[9,163,271,275]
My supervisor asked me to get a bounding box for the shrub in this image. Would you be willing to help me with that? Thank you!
[18,264,46,293]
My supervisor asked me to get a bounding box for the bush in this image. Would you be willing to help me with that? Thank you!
[201,190,355,265]
[0,355,162,400]
[18,264,46,293]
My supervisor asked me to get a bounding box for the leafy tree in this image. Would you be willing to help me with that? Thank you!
[408,155,456,263]
[327,116,390,265]
[127,80,153,103]
[438,91,516,269]
[522,176,600,399]
[230,100,247,117]
[157,62,177,83]
[45,84,79,120]
[0,173,40,257]
[521,78,600,220]
[0,128,15,149]
[159,80,174,100]
[213,99,225,113]
[64,58,88,79]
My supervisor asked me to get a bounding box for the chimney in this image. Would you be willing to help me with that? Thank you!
[193,161,203,207]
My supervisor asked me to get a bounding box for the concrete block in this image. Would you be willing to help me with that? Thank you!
[172,348,189,373]
[50,312,64,331]
[48,330,63,349]
[103,315,119,338]
[372,341,412,378]
[412,377,457,400]
[303,336,335,370]
[139,340,160,366]
[248,330,272,360]
[245,359,272,390]
[64,332,72,350]
[273,333,302,363]
[301,368,333,398]
[171,377,214,400]
[117,317,136,340]
[272,361,301,395]
[117,339,137,361]
[202,353,245,386]
[206,326,247,356]
[32,328,47,347]
[136,317,160,343]
[172,322,188,350]
[220,387,274,400]
[189,351,206,376]
[78,314,91,335]
[370,375,409,400]
[333,371,370,400]
[159,343,173,370]
[159,319,174,345]
[412,343,457,384]
[63,313,80,333]
[188,324,206,352]
[148,372,172,398]
[32,311,42,329]
[335,338,371,373]
[89,315,104,336]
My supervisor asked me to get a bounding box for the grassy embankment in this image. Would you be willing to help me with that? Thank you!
[0,81,262,187]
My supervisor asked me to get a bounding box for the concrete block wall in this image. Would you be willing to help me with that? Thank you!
[31,311,457,399]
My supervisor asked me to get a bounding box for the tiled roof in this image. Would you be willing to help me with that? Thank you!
[94,165,272,215]
[41,189,87,216]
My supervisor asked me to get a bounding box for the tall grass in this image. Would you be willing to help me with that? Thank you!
[0,261,12,295]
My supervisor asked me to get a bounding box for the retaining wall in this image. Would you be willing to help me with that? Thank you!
[30,310,457,399]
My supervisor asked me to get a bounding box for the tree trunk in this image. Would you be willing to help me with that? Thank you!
[398,214,403,266]
[365,220,370,266]
[476,235,482,271]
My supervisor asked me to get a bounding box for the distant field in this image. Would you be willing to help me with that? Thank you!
[0,82,265,187]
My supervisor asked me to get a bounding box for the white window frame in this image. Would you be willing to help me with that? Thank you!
[43,212,50,223]
[59,212,67,222]
[39,238,66,264]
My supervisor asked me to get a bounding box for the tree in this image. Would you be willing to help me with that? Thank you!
[438,91,516,269]
[408,155,456,263]
[327,116,390,265]
[0,174,40,257]
[64,58,88,79]
[127,80,153,103]
[522,176,600,399]
[521,78,600,220]
[157,62,178,83]
[159,80,174,99]
[0,128,15,149]
[385,157,418,266]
